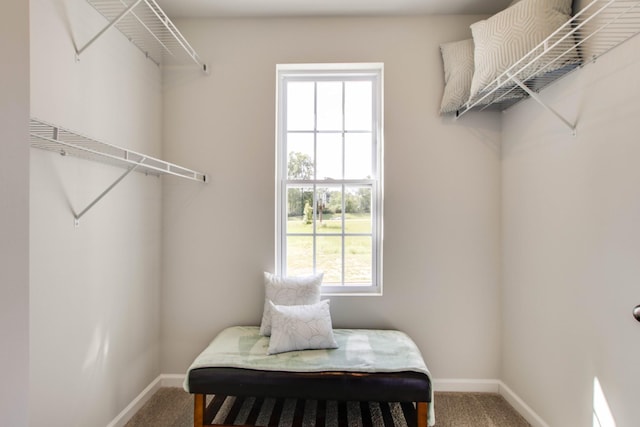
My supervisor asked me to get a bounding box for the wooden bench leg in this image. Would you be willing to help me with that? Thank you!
[194,393,205,427]
[417,401,429,427]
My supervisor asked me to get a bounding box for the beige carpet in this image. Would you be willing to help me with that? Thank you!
[125,388,530,427]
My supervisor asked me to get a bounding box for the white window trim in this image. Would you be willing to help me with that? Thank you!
[275,63,384,296]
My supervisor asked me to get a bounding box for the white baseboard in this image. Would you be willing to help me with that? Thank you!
[432,379,549,427]
[433,378,501,393]
[160,373,186,388]
[105,374,186,427]
[108,375,549,427]
[498,381,550,427]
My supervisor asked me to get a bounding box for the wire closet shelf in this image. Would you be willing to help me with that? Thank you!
[79,0,207,72]
[29,118,208,183]
[455,0,640,120]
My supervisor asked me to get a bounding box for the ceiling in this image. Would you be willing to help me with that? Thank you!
[155,0,512,19]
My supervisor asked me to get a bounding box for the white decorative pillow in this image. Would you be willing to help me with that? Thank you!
[439,39,474,114]
[259,272,323,336]
[267,300,338,355]
[469,0,574,99]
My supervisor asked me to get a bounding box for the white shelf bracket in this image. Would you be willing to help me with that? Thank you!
[76,0,144,59]
[507,72,577,136]
[73,158,145,227]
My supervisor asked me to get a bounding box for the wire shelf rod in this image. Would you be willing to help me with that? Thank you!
[81,0,207,72]
[30,118,208,225]
[121,1,175,59]
[29,118,208,183]
[76,0,143,57]
[142,0,201,63]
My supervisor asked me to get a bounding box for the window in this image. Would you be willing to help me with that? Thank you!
[276,64,383,295]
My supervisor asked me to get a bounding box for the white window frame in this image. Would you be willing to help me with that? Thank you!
[275,63,384,296]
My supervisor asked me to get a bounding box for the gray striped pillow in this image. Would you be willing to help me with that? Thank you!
[469,0,574,99]
[439,38,474,114]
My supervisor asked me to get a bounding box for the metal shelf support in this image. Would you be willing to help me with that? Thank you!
[507,72,577,136]
[73,160,143,226]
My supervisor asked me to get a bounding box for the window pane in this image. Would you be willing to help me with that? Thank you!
[317,236,342,284]
[286,186,314,233]
[287,133,314,180]
[345,81,372,131]
[344,133,372,179]
[286,236,314,276]
[316,186,342,234]
[316,133,342,180]
[344,186,372,233]
[317,81,342,131]
[287,81,314,131]
[345,236,372,285]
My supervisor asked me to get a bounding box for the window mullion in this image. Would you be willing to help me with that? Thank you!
[341,183,346,286]
[279,79,288,275]
[312,82,318,274]
[312,184,317,273]
[341,81,346,285]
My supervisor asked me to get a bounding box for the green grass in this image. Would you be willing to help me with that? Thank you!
[287,213,371,234]
[286,213,372,284]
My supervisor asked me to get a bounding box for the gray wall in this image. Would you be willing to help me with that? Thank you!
[0,1,30,426]
[29,0,163,425]
[501,31,640,426]
[161,16,503,381]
